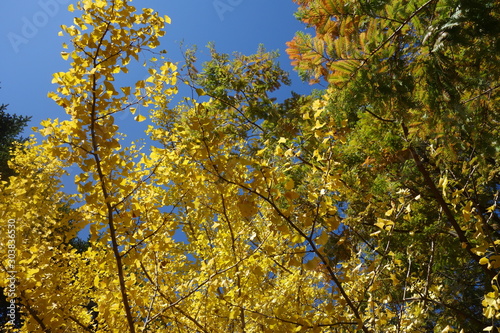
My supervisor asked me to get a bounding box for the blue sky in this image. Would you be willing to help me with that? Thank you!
[0,0,312,136]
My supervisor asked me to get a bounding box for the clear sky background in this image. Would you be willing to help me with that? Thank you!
[0,0,312,139]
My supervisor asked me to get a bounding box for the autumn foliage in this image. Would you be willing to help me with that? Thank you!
[1,0,499,332]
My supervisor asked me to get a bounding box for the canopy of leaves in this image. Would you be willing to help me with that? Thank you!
[0,0,498,332]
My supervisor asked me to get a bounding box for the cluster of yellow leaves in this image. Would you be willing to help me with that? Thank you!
[0,140,92,332]
[145,88,376,331]
[0,0,351,331]
[1,1,180,332]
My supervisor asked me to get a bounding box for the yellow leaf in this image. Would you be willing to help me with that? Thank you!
[316,232,329,245]
[489,255,500,269]
[121,86,131,95]
[275,145,283,155]
[324,216,339,230]
[479,257,489,265]
[484,306,495,319]
[375,218,394,231]
[256,147,267,156]
[440,325,454,333]
[312,119,325,130]
[285,191,300,200]
[304,257,319,270]
[237,197,258,218]
[26,268,39,278]
[228,309,238,320]
[284,179,295,190]
[135,114,146,122]
[314,107,323,119]
[390,273,399,286]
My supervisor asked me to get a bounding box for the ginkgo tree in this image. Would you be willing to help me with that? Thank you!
[1,0,178,331]
[0,0,499,332]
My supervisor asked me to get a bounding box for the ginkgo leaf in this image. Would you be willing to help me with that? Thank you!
[316,232,329,245]
[135,114,146,122]
[284,179,295,190]
[479,257,489,265]
[26,268,39,278]
[285,191,300,200]
[375,218,394,231]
